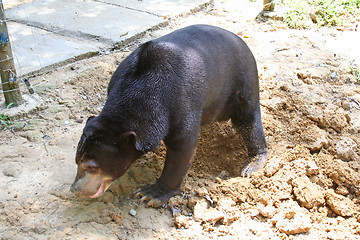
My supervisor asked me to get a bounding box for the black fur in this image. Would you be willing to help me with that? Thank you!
[71,25,267,205]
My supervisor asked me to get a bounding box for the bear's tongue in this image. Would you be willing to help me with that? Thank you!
[89,182,105,198]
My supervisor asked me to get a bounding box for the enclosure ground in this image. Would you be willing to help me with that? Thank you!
[0,0,359,239]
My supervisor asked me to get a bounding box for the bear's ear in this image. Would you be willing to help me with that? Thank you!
[86,116,96,123]
[120,131,144,152]
[76,116,97,163]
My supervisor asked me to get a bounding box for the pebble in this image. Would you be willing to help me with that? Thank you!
[3,166,21,178]
[342,101,351,111]
[326,190,356,217]
[174,215,190,229]
[129,209,137,217]
[195,187,208,197]
[335,137,357,162]
[75,119,83,123]
[258,205,276,218]
[330,72,338,80]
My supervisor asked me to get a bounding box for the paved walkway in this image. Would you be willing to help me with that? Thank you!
[5,0,211,76]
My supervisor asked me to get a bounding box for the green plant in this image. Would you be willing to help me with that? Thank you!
[0,113,10,130]
[312,0,344,26]
[279,0,360,28]
[349,65,360,83]
[282,0,312,29]
[0,103,13,131]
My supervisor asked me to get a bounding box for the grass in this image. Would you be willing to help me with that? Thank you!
[349,65,360,83]
[281,0,312,29]
[278,0,360,29]
[0,103,13,131]
[0,113,11,130]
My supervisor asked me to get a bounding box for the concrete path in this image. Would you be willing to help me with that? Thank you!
[5,0,211,76]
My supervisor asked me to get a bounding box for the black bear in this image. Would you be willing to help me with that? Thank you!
[71,24,267,207]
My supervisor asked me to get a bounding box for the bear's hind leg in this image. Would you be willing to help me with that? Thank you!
[231,106,267,177]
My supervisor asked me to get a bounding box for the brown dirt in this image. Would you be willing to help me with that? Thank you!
[1,0,359,239]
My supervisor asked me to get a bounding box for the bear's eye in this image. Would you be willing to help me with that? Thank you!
[81,160,100,174]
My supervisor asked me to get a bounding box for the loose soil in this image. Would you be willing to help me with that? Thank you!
[1,0,359,239]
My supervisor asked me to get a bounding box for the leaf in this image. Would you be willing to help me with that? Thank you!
[6,102,13,109]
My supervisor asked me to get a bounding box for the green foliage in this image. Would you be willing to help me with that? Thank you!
[349,65,360,83]
[313,0,342,26]
[282,0,312,29]
[280,0,360,28]
[0,113,10,131]
[0,103,13,131]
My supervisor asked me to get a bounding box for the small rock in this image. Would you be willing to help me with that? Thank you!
[325,108,348,132]
[218,170,229,179]
[273,201,312,235]
[326,190,356,217]
[264,157,282,177]
[174,215,190,229]
[262,11,283,21]
[335,137,357,162]
[292,176,325,209]
[3,166,21,178]
[330,72,338,80]
[193,199,224,225]
[75,119,84,123]
[204,195,213,205]
[297,68,330,83]
[215,177,222,183]
[305,161,319,175]
[42,135,52,142]
[217,197,236,211]
[171,206,181,217]
[276,213,311,234]
[302,125,329,152]
[194,187,208,197]
[335,185,349,196]
[32,225,47,234]
[344,113,351,123]
[279,83,290,92]
[265,97,286,111]
[258,205,276,218]
[70,65,79,71]
[342,101,351,111]
[129,209,137,217]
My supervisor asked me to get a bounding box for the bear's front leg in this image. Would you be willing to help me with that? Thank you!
[136,135,198,208]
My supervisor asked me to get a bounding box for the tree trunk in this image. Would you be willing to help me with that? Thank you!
[0,1,23,107]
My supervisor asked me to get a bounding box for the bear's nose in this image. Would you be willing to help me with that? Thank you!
[70,182,80,194]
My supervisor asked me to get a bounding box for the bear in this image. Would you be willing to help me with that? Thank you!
[70,24,267,207]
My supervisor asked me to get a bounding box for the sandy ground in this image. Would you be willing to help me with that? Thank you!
[1,0,360,239]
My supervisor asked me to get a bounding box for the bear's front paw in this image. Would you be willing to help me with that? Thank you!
[134,181,180,208]
[241,153,267,177]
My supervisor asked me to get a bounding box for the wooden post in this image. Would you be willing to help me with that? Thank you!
[263,0,275,11]
[0,0,23,107]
